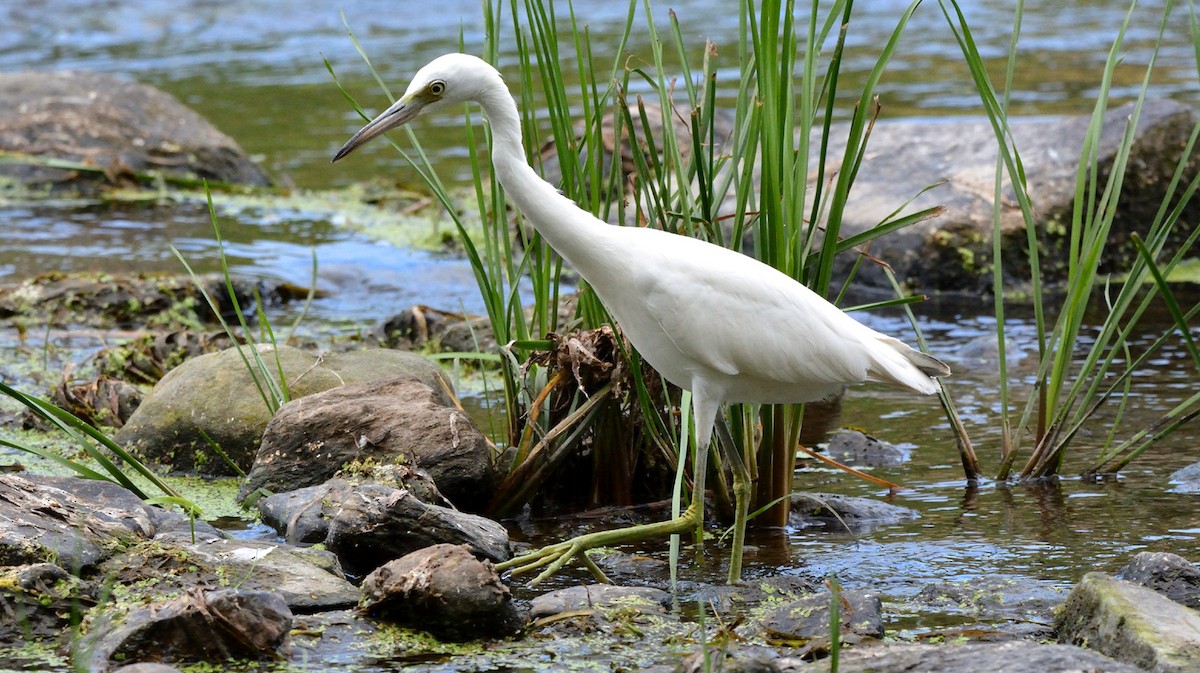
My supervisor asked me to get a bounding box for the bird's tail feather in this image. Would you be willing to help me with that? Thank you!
[868,336,951,395]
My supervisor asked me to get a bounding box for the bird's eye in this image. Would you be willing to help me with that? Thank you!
[429,80,445,96]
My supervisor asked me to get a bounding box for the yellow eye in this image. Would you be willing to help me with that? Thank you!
[429,80,445,96]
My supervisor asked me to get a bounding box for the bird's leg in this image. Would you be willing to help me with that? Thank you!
[715,417,752,584]
[497,388,723,586]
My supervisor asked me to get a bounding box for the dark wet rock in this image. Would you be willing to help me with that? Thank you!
[0,562,90,645]
[257,482,342,544]
[823,430,908,468]
[117,345,451,475]
[1168,460,1200,493]
[913,576,1062,640]
[529,584,671,619]
[0,473,149,571]
[741,589,883,649]
[361,543,524,641]
[795,641,1144,672]
[99,536,358,612]
[1115,551,1200,610]
[1057,571,1200,672]
[258,471,443,544]
[239,375,492,510]
[378,305,496,354]
[789,492,919,532]
[81,589,291,671]
[644,645,784,673]
[0,70,269,195]
[325,484,510,576]
[819,99,1200,294]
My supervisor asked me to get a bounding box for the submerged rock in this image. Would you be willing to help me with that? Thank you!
[117,345,451,475]
[0,70,269,195]
[360,543,524,641]
[789,492,919,533]
[529,584,671,619]
[913,576,1062,640]
[823,429,909,468]
[240,375,493,510]
[1057,571,1200,672]
[81,589,292,671]
[741,589,884,649]
[1168,460,1200,493]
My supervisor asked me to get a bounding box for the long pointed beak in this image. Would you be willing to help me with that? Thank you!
[332,95,424,163]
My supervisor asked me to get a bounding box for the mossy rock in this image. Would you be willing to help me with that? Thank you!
[115,344,452,475]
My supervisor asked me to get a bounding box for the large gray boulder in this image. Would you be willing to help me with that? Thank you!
[0,70,269,195]
[116,345,452,475]
[820,99,1200,294]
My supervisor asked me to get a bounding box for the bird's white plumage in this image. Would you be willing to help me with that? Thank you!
[333,52,950,582]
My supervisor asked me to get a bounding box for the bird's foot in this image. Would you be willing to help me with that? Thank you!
[496,503,703,586]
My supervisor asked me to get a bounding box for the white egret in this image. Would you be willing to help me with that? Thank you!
[333,53,950,585]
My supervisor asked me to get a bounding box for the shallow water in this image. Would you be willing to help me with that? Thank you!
[1,0,1198,662]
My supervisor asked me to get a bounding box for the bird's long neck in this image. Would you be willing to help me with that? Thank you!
[475,85,615,279]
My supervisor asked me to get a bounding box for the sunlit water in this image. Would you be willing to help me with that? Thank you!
[1,0,1198,640]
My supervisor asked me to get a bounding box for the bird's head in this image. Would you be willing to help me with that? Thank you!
[332,53,502,162]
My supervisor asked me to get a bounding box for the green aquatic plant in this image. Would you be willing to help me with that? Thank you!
[941,0,1200,480]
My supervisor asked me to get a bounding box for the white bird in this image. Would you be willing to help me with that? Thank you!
[333,53,950,584]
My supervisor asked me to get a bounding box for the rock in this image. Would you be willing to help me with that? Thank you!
[796,641,1144,672]
[258,471,442,544]
[823,430,908,467]
[647,645,784,673]
[789,492,919,533]
[1168,460,1200,493]
[742,589,883,648]
[0,70,269,195]
[325,484,510,575]
[116,345,452,475]
[377,305,496,354]
[0,473,149,571]
[81,589,291,670]
[913,576,1062,640]
[0,562,90,645]
[239,375,493,511]
[99,536,358,612]
[529,584,671,619]
[257,482,343,544]
[1057,571,1200,672]
[360,543,524,641]
[817,99,1200,294]
[1115,551,1200,610]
